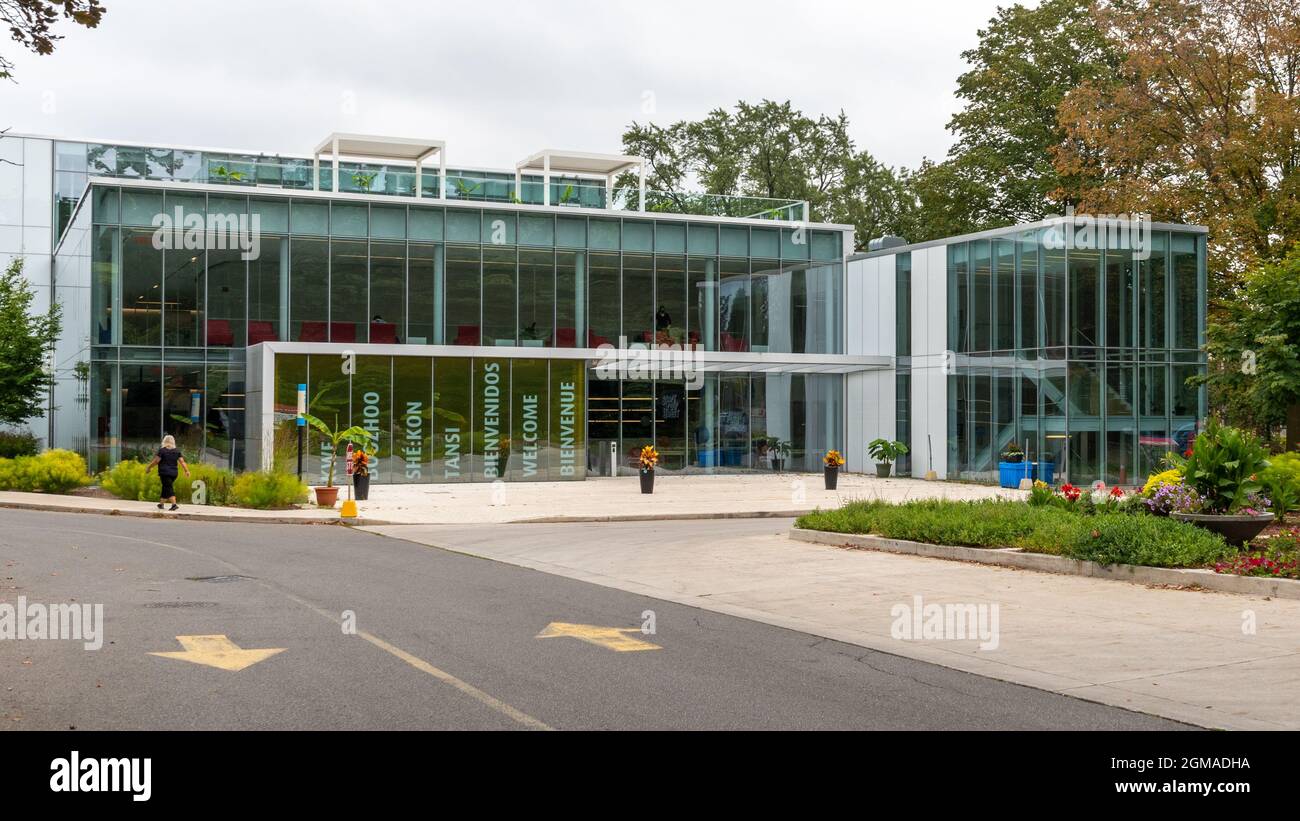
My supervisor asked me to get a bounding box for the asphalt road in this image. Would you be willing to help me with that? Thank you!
[0,508,1187,730]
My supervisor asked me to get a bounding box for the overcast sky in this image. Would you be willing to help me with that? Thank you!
[4,0,1019,172]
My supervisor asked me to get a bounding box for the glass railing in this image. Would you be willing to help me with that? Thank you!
[74,142,808,220]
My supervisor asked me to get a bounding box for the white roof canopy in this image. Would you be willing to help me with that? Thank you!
[515,149,646,208]
[313,132,446,197]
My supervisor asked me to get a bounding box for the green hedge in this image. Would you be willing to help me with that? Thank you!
[0,450,90,493]
[796,499,1232,568]
[0,430,40,458]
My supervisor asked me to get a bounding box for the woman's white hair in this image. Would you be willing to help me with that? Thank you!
[161,435,176,449]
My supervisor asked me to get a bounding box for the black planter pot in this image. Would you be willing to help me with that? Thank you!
[824,466,838,490]
[640,468,654,494]
[771,458,783,472]
[1171,512,1274,547]
[353,473,369,501]
[876,463,892,478]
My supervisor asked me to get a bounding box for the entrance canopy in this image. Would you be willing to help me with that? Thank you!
[313,132,446,198]
[515,149,646,209]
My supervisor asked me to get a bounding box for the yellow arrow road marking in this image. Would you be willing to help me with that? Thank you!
[149,634,286,671]
[536,622,661,652]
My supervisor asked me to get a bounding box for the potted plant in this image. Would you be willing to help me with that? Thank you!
[769,438,791,472]
[352,450,370,501]
[1169,420,1275,546]
[998,442,1033,489]
[867,438,908,478]
[638,445,659,494]
[823,449,845,490]
[302,413,373,508]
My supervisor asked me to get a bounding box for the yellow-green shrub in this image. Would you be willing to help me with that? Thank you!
[0,449,90,493]
[230,471,307,509]
[102,459,234,504]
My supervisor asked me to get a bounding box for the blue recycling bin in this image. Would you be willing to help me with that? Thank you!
[998,460,1033,488]
[1034,461,1056,485]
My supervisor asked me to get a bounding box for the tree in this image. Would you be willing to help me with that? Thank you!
[1,0,105,81]
[0,257,61,427]
[1193,247,1300,450]
[619,100,915,248]
[1057,0,1300,284]
[946,0,1122,225]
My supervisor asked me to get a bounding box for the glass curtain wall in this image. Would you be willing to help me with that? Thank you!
[946,225,1206,486]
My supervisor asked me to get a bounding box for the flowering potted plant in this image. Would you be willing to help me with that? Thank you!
[867,438,908,478]
[638,445,659,494]
[1168,420,1274,546]
[352,450,370,501]
[823,449,845,490]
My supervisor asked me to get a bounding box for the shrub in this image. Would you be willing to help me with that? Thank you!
[0,429,40,458]
[102,459,235,504]
[230,471,307,509]
[1261,452,1300,520]
[100,460,150,501]
[0,449,90,493]
[1063,513,1231,567]
[797,497,1233,568]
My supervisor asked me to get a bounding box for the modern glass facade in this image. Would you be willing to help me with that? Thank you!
[942,225,1206,486]
[65,179,850,479]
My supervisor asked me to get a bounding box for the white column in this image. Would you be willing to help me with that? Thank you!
[313,154,320,191]
[439,151,447,201]
[415,159,423,199]
[543,155,551,206]
[331,137,339,193]
[515,169,522,203]
[638,162,646,212]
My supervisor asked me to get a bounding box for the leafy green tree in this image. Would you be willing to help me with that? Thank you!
[1193,247,1300,450]
[0,257,62,427]
[0,0,105,81]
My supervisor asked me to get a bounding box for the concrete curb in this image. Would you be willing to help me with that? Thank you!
[516,509,814,524]
[0,499,402,526]
[789,527,1300,600]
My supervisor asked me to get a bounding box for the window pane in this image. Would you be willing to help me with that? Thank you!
[445,245,481,346]
[369,241,406,343]
[248,235,286,344]
[508,359,549,481]
[352,356,391,481]
[408,243,441,345]
[554,250,579,348]
[1171,233,1198,349]
[719,258,749,351]
[518,248,554,346]
[121,228,162,345]
[92,226,118,345]
[654,254,686,346]
[971,240,991,352]
[289,237,328,341]
[994,240,1014,350]
[329,239,367,343]
[587,251,619,347]
[622,253,653,344]
[482,246,516,345]
[1105,247,1134,349]
[688,256,716,351]
[432,357,471,481]
[206,247,245,347]
[1070,247,1101,349]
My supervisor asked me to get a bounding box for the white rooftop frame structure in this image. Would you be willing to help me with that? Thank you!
[313,133,446,199]
[515,149,646,210]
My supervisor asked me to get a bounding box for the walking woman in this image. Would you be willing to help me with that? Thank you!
[145,434,191,511]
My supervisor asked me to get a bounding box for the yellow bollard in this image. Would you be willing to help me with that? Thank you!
[340,499,358,518]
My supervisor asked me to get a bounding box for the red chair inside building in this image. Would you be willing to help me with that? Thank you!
[453,325,481,346]
[687,330,701,348]
[552,327,577,347]
[329,322,356,343]
[206,319,234,347]
[369,322,398,344]
[720,331,749,352]
[298,321,328,342]
[248,321,278,345]
[586,330,611,348]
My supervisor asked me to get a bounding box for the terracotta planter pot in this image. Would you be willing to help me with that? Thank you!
[640,468,654,494]
[314,486,340,508]
[1171,512,1274,547]
[824,466,839,490]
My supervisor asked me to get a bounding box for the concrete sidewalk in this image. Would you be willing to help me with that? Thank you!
[364,518,1300,730]
[0,473,1019,526]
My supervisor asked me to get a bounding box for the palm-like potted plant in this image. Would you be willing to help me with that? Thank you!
[867,438,908,478]
[769,438,791,472]
[823,449,845,490]
[302,413,373,508]
[639,445,659,494]
[1169,420,1275,546]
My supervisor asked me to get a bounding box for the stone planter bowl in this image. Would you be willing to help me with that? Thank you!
[1171,512,1274,547]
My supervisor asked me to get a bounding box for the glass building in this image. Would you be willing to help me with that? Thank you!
[3,131,1206,487]
[845,220,1207,486]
